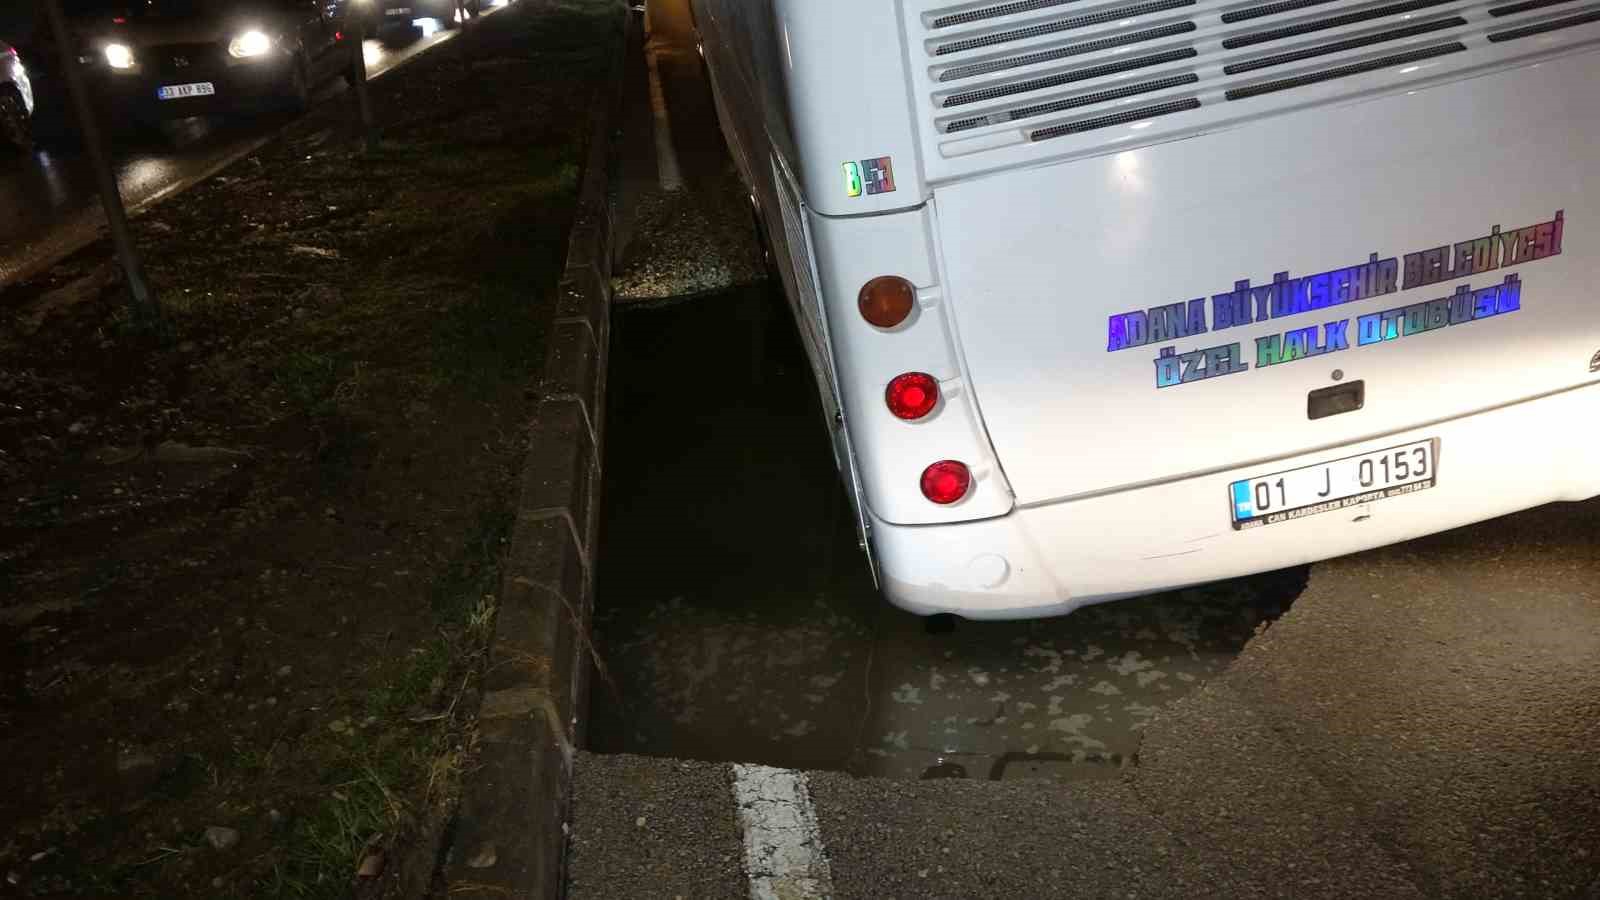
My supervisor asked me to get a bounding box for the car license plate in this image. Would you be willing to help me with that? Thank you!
[386,7,413,14]
[156,82,215,100]
[1229,439,1437,530]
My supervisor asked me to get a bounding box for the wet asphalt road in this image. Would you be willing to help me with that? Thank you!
[570,1,1600,896]
[0,14,481,287]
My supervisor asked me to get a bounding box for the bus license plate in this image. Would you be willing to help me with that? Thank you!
[157,82,215,100]
[1229,439,1437,530]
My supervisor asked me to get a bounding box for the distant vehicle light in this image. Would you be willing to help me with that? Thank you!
[228,30,273,58]
[886,372,939,420]
[103,43,134,69]
[858,275,915,329]
[920,460,971,505]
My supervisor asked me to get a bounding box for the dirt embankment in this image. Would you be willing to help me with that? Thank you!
[0,2,615,896]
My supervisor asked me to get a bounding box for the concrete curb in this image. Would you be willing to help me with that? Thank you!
[440,4,632,898]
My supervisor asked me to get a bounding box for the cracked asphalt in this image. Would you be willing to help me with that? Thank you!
[572,496,1599,899]
[574,266,1598,898]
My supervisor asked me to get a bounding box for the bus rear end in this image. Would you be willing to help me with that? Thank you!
[730,0,1600,618]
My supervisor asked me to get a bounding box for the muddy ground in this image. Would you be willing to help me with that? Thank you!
[0,2,614,896]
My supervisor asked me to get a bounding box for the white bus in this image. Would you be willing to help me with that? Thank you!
[689,0,1600,619]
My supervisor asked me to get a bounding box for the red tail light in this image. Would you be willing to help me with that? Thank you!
[885,372,939,420]
[858,276,915,329]
[920,461,971,505]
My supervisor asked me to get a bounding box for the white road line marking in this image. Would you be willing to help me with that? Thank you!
[731,764,835,900]
[644,40,685,192]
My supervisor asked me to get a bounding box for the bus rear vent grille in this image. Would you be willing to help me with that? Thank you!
[915,0,1600,151]
[1487,7,1600,39]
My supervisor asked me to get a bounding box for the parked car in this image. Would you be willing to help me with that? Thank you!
[369,0,476,36]
[0,38,33,150]
[55,0,359,123]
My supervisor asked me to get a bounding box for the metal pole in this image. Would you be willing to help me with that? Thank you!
[39,0,161,327]
[350,7,376,152]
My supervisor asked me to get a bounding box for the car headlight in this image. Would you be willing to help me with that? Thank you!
[103,43,135,69]
[228,30,273,58]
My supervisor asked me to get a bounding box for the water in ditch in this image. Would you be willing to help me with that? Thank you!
[586,284,1303,781]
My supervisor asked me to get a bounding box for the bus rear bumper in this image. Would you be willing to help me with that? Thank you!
[870,383,1600,620]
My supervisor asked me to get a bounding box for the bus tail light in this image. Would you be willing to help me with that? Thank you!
[886,372,939,420]
[920,460,971,504]
[858,276,915,329]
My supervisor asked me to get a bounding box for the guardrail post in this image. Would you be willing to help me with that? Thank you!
[349,6,377,153]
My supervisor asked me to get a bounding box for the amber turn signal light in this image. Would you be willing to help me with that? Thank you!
[858,276,915,329]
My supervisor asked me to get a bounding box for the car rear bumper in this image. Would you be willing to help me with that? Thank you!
[379,0,457,22]
[869,382,1600,620]
[89,56,296,120]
